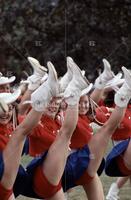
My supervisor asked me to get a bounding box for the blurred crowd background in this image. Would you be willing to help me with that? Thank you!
[0,0,131,83]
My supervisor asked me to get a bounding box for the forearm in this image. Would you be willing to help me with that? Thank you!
[18,90,32,115]
[90,88,104,104]
[103,106,126,133]
[60,104,78,138]
[16,109,43,135]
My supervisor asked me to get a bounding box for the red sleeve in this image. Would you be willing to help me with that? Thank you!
[0,135,9,151]
[28,115,60,157]
[29,124,56,156]
[70,116,93,148]
[98,99,105,106]
[0,125,13,151]
[112,109,131,140]
[18,115,25,124]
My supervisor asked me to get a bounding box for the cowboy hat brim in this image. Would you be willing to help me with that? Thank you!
[0,76,16,85]
[0,88,21,104]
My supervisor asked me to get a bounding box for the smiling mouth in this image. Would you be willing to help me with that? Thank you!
[49,108,57,112]
[0,116,9,120]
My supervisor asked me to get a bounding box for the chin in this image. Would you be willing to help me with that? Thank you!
[0,121,9,125]
[79,112,85,115]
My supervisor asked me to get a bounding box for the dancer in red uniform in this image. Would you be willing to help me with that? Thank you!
[104,74,131,199]
[97,85,131,200]
[102,93,131,200]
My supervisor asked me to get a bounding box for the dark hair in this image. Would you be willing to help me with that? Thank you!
[129,99,131,105]
[84,95,96,121]
[104,90,115,107]
[10,102,19,127]
[87,97,95,115]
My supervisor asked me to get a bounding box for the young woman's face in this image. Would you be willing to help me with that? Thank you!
[0,104,13,125]
[79,95,90,115]
[45,98,61,118]
[0,84,11,93]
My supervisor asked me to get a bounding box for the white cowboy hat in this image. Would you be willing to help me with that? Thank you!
[81,83,94,96]
[0,88,21,104]
[28,57,47,73]
[0,76,16,85]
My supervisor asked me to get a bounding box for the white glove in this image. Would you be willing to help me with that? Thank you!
[27,57,47,91]
[95,59,115,89]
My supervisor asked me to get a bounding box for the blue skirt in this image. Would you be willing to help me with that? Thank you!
[105,139,130,176]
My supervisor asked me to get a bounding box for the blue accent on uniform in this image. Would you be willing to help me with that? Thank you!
[14,165,29,197]
[97,158,105,176]
[105,139,130,176]
[26,152,47,174]
[14,163,43,199]
[18,153,47,198]
[62,145,90,191]
[0,152,4,180]
[22,138,29,155]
